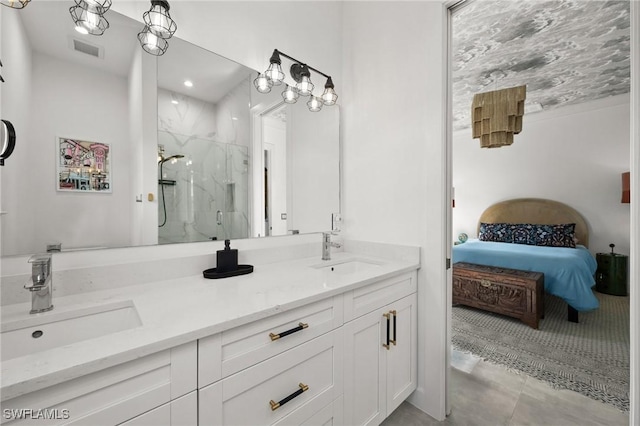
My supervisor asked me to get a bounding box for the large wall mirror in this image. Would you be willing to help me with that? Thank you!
[0,2,340,257]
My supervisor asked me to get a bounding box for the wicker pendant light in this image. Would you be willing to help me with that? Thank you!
[472,85,526,148]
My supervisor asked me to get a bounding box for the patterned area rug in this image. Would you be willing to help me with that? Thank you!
[452,292,630,411]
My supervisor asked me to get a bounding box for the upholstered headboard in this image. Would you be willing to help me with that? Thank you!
[477,198,590,247]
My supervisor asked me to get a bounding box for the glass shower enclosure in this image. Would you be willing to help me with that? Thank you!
[157,131,249,244]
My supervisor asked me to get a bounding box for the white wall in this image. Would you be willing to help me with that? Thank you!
[1,47,131,255]
[453,95,631,255]
[128,48,158,246]
[341,1,448,419]
[0,8,34,255]
[288,101,340,234]
[262,116,287,236]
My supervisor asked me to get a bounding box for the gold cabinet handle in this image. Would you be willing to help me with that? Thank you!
[390,310,397,345]
[382,312,390,350]
[269,322,308,341]
[269,383,309,411]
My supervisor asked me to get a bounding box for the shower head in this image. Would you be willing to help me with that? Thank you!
[158,154,185,164]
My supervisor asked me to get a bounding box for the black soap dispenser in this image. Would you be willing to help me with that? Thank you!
[203,239,253,279]
[217,239,238,273]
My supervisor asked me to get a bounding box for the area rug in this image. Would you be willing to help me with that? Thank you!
[452,292,630,411]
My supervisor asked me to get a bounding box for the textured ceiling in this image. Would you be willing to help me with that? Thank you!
[452,0,630,130]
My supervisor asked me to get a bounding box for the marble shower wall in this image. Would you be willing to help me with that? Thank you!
[157,79,250,244]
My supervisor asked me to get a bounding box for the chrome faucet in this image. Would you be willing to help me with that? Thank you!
[322,232,342,261]
[24,254,54,314]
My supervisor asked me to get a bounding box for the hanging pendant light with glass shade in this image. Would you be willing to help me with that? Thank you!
[321,77,338,106]
[138,25,169,56]
[143,0,177,39]
[282,85,299,104]
[307,96,323,112]
[70,1,110,36]
[264,50,285,86]
[253,72,273,94]
[291,64,314,97]
[0,0,30,9]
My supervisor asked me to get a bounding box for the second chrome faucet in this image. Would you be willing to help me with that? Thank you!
[24,254,54,314]
[322,232,341,261]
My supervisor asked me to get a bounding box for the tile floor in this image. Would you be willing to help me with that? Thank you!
[382,356,629,426]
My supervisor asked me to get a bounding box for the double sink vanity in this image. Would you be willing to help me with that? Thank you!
[1,237,420,425]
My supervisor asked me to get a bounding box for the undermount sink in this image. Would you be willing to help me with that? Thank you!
[312,258,383,275]
[1,300,142,361]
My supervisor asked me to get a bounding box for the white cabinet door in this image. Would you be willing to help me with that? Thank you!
[343,306,386,426]
[120,391,197,426]
[385,293,417,415]
[344,293,417,426]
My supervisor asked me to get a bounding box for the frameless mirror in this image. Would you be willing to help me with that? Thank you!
[0,2,340,256]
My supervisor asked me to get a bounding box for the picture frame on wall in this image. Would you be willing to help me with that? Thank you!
[57,137,112,193]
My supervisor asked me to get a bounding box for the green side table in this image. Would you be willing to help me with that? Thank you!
[595,245,628,296]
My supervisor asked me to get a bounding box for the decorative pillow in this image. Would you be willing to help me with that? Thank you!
[479,223,576,248]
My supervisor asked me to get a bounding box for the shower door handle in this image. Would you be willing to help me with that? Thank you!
[216,210,223,225]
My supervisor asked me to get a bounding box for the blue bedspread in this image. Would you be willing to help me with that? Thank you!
[452,239,599,311]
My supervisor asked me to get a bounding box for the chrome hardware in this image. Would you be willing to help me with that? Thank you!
[321,232,341,261]
[24,254,54,314]
[269,322,309,341]
[216,210,223,225]
[269,383,309,411]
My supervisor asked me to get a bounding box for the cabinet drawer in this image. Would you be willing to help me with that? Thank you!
[276,396,343,426]
[120,391,197,426]
[199,296,343,386]
[199,329,343,426]
[343,272,416,322]
[1,342,196,426]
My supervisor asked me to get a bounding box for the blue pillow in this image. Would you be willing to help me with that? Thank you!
[479,223,576,248]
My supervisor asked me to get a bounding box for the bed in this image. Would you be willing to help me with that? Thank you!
[452,198,598,321]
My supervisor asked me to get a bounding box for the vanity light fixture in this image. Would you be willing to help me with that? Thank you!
[70,0,110,36]
[138,0,177,56]
[0,0,30,8]
[255,49,338,112]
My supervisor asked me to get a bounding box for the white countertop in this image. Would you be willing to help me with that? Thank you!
[1,250,419,401]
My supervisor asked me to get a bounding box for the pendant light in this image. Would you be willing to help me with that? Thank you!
[69,0,110,36]
[138,0,177,56]
[0,0,30,8]
[143,0,177,39]
[264,50,285,86]
[253,72,273,94]
[321,77,338,106]
[292,64,314,97]
[281,85,299,104]
[255,49,338,112]
[138,26,169,56]
[306,96,324,112]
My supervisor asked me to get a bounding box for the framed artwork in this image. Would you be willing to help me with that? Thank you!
[57,137,111,193]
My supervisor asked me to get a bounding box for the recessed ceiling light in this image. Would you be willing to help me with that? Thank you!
[232,117,238,121]
[171,100,179,105]
[184,80,193,88]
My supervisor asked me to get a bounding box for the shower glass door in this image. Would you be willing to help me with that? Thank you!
[158,131,249,244]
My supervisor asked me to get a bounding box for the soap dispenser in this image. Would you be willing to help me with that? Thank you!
[216,239,238,273]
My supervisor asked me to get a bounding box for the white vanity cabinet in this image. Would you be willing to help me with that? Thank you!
[0,342,197,426]
[198,296,344,426]
[343,272,418,426]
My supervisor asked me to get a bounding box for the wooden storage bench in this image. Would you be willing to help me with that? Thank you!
[452,262,544,329]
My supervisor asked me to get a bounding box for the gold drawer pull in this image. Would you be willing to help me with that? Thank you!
[480,279,492,288]
[269,383,309,411]
[269,322,308,341]
[390,310,397,346]
[382,312,390,350]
